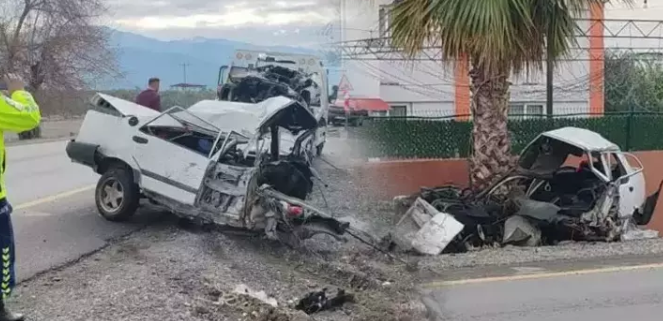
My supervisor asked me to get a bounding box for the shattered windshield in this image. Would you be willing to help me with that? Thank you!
[167,107,219,136]
[214,130,250,160]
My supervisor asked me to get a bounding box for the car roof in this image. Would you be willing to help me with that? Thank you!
[539,127,619,152]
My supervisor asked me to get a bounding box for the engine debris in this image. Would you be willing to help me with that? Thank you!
[294,288,355,315]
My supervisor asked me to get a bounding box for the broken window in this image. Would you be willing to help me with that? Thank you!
[139,107,221,157]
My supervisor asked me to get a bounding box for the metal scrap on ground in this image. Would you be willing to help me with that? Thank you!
[387,127,662,255]
[294,288,355,315]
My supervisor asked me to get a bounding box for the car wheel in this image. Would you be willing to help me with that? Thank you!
[316,143,325,156]
[95,167,140,222]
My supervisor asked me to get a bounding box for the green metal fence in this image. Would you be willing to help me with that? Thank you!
[355,112,663,159]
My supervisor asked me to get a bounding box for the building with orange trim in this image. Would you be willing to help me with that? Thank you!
[339,1,605,119]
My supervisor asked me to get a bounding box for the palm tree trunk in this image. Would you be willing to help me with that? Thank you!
[468,65,514,191]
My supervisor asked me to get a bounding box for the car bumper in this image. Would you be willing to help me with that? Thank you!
[65,139,99,168]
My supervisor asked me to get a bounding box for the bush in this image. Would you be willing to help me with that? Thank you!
[357,113,663,159]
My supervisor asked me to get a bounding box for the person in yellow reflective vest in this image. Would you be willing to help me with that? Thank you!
[0,73,41,321]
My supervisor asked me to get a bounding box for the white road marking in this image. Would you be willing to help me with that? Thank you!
[422,262,663,288]
[14,185,95,210]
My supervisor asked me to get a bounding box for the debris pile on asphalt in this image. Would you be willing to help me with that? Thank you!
[385,127,663,255]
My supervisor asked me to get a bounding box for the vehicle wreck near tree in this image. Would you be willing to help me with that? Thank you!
[389,127,662,255]
[66,93,348,244]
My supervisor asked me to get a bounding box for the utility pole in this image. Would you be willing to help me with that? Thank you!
[546,44,553,118]
[545,14,554,118]
[179,63,190,84]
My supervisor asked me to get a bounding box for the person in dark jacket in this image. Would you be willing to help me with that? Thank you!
[135,77,161,111]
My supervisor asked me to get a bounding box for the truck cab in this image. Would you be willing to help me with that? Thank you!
[217,50,329,157]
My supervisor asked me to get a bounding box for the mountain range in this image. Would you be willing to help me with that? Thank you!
[103,29,340,90]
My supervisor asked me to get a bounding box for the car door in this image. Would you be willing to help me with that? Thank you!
[131,111,212,206]
[611,152,646,218]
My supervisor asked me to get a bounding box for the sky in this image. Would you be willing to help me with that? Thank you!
[106,0,340,46]
[106,0,663,46]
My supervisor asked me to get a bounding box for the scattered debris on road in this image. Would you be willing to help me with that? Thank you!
[390,197,464,255]
[295,288,355,315]
[233,284,278,308]
[388,127,662,255]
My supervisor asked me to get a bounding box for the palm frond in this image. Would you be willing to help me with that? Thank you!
[386,0,634,75]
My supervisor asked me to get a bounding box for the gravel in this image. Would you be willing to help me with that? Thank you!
[8,134,663,320]
[10,221,426,321]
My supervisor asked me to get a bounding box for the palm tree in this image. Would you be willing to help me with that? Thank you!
[385,0,631,190]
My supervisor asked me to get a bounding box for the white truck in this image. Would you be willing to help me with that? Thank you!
[217,50,329,159]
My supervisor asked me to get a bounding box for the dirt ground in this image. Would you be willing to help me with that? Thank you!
[12,221,427,321]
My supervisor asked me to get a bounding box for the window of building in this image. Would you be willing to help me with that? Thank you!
[371,111,388,117]
[390,105,407,117]
[508,103,544,119]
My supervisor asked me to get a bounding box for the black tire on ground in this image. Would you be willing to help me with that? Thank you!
[95,167,140,222]
[316,143,325,156]
[18,126,41,140]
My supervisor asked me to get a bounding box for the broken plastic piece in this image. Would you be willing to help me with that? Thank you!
[411,212,464,255]
[232,284,278,307]
[392,198,464,255]
[503,216,541,246]
[287,204,303,217]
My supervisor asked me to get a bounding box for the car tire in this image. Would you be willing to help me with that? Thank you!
[95,167,140,222]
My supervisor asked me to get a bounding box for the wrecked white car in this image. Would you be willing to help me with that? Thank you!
[391,127,661,255]
[217,50,330,158]
[66,93,348,243]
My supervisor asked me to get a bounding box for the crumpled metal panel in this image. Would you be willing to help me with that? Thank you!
[197,162,256,228]
[503,216,541,246]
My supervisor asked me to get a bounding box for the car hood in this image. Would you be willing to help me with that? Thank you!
[186,96,317,136]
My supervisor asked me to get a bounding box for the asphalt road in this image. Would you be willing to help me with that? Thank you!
[5,140,96,205]
[3,140,157,282]
[424,264,663,321]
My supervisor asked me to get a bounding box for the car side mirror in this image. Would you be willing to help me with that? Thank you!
[127,116,139,127]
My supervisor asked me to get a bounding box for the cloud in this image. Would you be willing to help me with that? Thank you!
[109,0,338,29]
[105,0,341,46]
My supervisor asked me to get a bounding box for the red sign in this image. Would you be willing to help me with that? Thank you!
[338,74,353,92]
